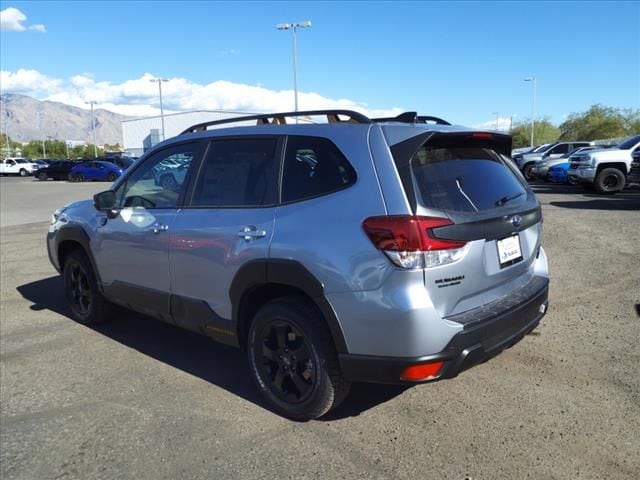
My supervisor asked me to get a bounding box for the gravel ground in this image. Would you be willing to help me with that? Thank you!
[1,178,639,480]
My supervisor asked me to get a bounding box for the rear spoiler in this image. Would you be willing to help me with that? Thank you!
[390,131,513,169]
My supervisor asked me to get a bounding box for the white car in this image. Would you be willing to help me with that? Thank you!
[0,158,40,176]
[568,135,640,193]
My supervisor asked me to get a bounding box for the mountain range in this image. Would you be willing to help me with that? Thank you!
[0,94,128,146]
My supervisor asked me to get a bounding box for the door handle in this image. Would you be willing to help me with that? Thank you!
[237,226,267,241]
[152,223,169,234]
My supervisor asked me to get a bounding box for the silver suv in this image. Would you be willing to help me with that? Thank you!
[47,110,549,420]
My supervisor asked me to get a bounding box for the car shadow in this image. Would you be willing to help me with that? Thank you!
[549,193,640,211]
[16,276,407,420]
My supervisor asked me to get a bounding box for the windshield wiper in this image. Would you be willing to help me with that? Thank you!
[495,191,525,207]
[455,178,479,212]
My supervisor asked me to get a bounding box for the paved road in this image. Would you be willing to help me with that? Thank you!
[0,177,106,228]
[1,180,639,479]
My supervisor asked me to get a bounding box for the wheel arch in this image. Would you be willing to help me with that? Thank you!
[230,260,348,354]
[55,226,103,288]
[596,162,628,176]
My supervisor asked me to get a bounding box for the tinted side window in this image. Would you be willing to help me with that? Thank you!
[115,143,200,209]
[191,138,279,207]
[281,136,356,203]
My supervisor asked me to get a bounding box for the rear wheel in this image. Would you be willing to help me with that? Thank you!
[247,297,350,420]
[595,168,625,194]
[38,172,48,181]
[63,250,112,324]
[107,172,118,182]
[76,173,85,182]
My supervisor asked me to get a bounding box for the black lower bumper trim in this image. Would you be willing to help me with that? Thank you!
[339,278,549,384]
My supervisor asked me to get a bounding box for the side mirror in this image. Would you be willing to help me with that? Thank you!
[93,190,119,219]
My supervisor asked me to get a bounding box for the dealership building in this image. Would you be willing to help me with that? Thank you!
[121,110,262,157]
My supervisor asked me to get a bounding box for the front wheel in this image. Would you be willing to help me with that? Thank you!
[76,173,85,182]
[38,172,48,181]
[523,164,535,181]
[595,168,625,194]
[19,169,28,177]
[63,250,112,324]
[247,297,350,420]
[107,172,118,182]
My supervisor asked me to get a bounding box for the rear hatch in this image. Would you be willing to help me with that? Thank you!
[390,131,543,318]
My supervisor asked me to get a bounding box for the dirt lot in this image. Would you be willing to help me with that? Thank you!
[1,177,639,480]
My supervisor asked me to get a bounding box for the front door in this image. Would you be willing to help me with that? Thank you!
[92,142,204,318]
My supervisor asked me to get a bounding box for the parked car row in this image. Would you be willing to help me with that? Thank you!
[511,136,640,193]
[0,156,137,182]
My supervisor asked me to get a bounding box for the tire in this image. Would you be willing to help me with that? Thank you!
[595,168,625,194]
[19,169,28,177]
[522,164,535,181]
[38,172,48,181]
[63,250,113,324]
[160,175,178,191]
[247,296,351,420]
[76,173,85,182]
[107,172,118,182]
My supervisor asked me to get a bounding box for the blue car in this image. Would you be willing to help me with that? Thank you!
[70,160,123,182]
[547,162,577,184]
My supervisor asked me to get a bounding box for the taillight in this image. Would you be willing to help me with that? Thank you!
[362,216,467,269]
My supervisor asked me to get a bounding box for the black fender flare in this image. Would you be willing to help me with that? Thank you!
[230,259,348,353]
[52,225,103,287]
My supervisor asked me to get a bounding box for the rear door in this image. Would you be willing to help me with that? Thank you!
[168,136,281,338]
[390,131,543,317]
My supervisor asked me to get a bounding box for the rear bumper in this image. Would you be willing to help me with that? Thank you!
[339,276,549,384]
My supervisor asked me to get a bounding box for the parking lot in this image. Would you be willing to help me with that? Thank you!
[1,176,639,480]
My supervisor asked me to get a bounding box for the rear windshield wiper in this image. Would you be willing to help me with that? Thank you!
[495,191,525,207]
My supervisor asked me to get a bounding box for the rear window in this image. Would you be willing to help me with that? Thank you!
[411,146,526,213]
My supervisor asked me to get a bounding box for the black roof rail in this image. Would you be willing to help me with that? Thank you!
[180,109,372,135]
[372,112,451,126]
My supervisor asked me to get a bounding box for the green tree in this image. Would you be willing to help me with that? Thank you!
[559,104,640,141]
[510,118,560,148]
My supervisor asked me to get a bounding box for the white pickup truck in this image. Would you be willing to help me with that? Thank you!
[0,158,39,176]
[568,135,640,193]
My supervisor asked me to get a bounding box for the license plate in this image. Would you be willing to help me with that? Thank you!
[497,234,523,268]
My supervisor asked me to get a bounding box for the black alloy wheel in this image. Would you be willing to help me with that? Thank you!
[255,320,316,404]
[38,172,48,181]
[65,259,93,318]
[62,250,112,324]
[248,297,350,420]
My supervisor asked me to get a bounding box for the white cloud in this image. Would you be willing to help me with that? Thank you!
[0,69,403,119]
[473,116,515,132]
[0,7,46,32]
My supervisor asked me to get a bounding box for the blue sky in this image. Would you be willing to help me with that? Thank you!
[1,1,639,127]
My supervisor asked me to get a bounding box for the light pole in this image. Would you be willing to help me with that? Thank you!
[85,101,98,158]
[150,78,168,140]
[277,20,311,113]
[524,76,536,147]
[492,111,499,131]
[37,111,46,158]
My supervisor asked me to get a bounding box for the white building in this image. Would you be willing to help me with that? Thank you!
[121,110,262,157]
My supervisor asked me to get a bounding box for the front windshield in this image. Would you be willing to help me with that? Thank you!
[617,135,640,150]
